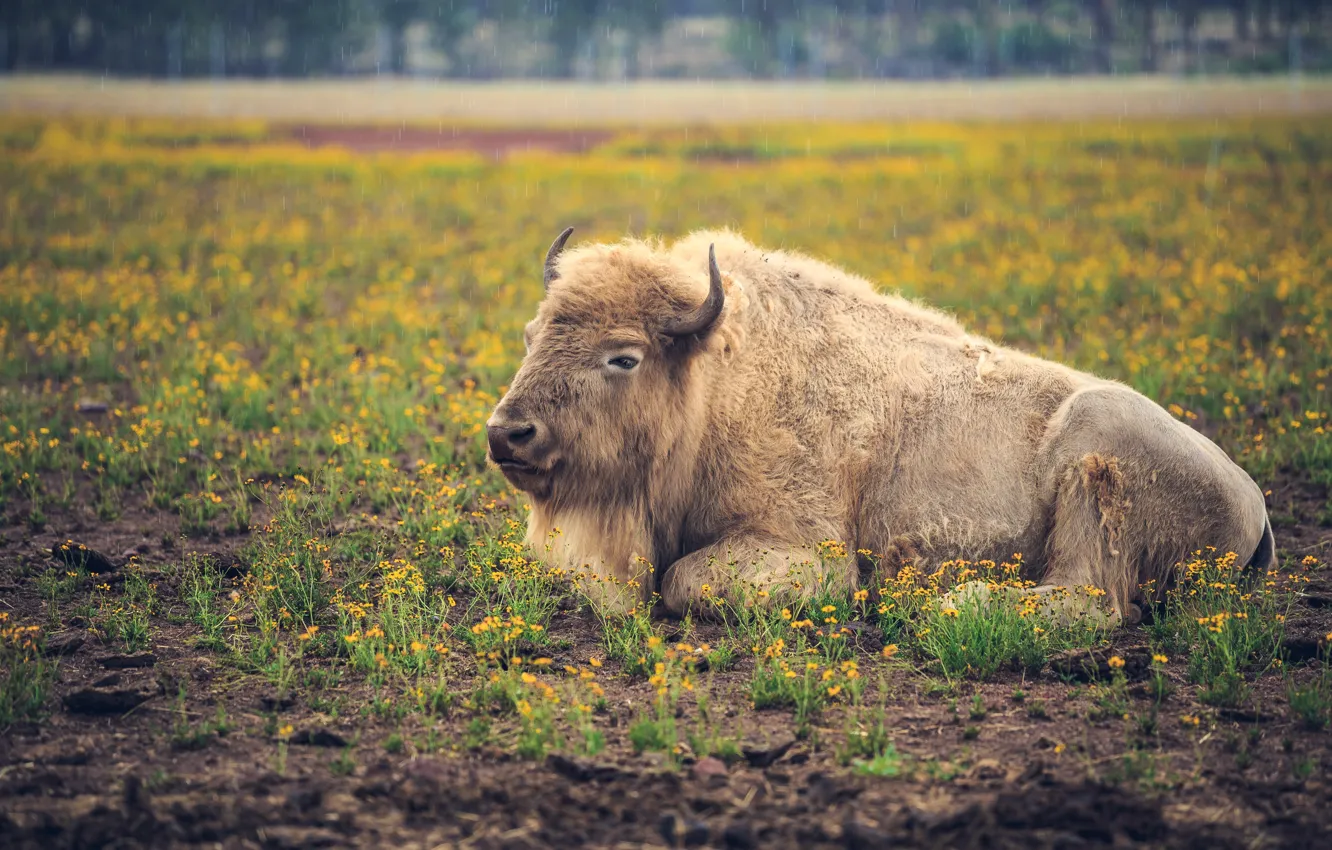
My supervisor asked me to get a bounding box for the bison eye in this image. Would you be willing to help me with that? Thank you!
[606,355,640,372]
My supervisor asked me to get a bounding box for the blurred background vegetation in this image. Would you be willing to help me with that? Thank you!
[3,1,1329,81]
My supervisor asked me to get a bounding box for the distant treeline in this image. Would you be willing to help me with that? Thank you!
[3,1,1329,79]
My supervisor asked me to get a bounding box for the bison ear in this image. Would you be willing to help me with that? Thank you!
[663,243,725,338]
[543,227,575,291]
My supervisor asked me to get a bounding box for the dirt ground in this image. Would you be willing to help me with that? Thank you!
[289,124,614,157]
[1,486,1331,850]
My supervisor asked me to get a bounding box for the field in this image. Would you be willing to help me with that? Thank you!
[2,106,1332,848]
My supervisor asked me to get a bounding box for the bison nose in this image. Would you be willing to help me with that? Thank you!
[503,423,536,445]
[487,420,541,463]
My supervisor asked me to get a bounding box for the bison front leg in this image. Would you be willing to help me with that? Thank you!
[660,537,857,617]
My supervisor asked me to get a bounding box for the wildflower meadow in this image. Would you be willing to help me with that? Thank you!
[2,111,1331,847]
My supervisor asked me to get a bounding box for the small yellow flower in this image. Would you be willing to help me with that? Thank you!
[1107,655,1125,669]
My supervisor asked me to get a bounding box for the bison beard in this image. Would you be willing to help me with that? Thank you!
[487,229,1275,626]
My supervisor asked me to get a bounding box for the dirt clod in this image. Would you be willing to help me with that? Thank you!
[722,820,759,849]
[50,540,117,573]
[742,738,796,767]
[1048,644,1152,682]
[42,631,85,657]
[291,727,348,748]
[62,686,153,715]
[99,653,157,669]
[546,754,629,783]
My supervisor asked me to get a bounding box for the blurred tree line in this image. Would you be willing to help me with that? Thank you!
[2,1,1328,79]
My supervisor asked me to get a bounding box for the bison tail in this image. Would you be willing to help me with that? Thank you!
[1246,517,1276,573]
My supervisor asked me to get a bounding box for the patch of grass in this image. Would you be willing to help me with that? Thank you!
[171,692,232,751]
[0,616,57,725]
[968,693,987,721]
[1148,550,1292,708]
[596,605,664,678]
[330,746,357,776]
[182,556,232,651]
[853,746,905,778]
[749,643,861,737]
[1287,640,1332,730]
[628,715,675,755]
[241,481,338,633]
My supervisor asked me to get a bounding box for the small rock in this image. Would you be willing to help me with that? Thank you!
[100,653,157,669]
[286,785,325,812]
[806,772,861,806]
[722,820,758,849]
[967,758,1008,781]
[64,687,153,715]
[690,756,729,786]
[682,820,710,848]
[93,672,122,688]
[547,753,626,782]
[292,727,347,748]
[76,401,109,414]
[260,693,297,711]
[51,540,117,574]
[742,738,795,767]
[658,813,709,848]
[843,818,894,850]
[43,631,85,658]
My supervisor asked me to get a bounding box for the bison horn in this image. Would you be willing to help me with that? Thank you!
[664,243,725,338]
[543,226,575,291]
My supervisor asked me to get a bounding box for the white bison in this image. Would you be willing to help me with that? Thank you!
[486,229,1274,624]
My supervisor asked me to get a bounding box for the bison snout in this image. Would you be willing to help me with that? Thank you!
[486,417,549,468]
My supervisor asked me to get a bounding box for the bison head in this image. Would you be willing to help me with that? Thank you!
[486,228,725,506]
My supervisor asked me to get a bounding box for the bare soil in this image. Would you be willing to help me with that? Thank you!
[2,482,1331,850]
[289,125,614,157]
